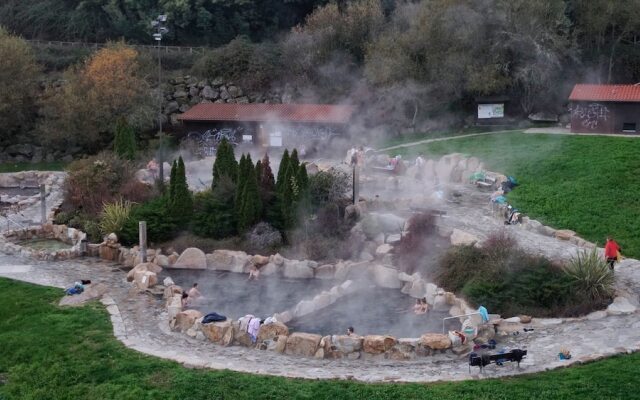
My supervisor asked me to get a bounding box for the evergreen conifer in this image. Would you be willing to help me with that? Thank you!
[212,138,238,188]
[169,160,177,202]
[238,154,262,231]
[171,156,193,223]
[275,149,290,191]
[114,118,136,160]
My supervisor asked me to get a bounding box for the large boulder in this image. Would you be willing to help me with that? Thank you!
[202,320,234,346]
[59,283,108,307]
[166,293,183,320]
[372,213,405,233]
[232,321,254,347]
[372,264,402,289]
[133,270,157,290]
[363,335,397,354]
[173,310,203,333]
[172,247,207,269]
[163,284,183,299]
[315,264,335,279]
[257,321,289,342]
[285,332,322,357]
[555,229,576,241]
[331,335,363,353]
[450,229,479,246]
[283,259,314,279]
[419,333,451,350]
[206,250,250,272]
[126,262,162,282]
[607,296,637,315]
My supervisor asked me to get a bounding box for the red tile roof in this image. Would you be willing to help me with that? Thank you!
[569,84,640,102]
[177,103,354,124]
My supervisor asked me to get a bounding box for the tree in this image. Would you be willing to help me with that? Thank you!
[257,153,276,211]
[237,154,262,232]
[235,154,249,218]
[0,27,39,143]
[275,149,291,191]
[169,160,177,201]
[170,156,192,223]
[39,43,153,152]
[113,118,136,160]
[212,138,238,187]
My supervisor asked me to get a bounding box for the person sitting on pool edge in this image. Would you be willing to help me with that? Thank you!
[247,264,260,281]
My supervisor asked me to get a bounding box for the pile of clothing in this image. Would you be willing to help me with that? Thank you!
[64,280,91,296]
[237,315,278,343]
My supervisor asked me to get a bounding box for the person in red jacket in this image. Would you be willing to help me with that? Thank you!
[604,237,621,270]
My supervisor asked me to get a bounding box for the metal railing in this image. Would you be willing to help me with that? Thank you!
[26,39,208,54]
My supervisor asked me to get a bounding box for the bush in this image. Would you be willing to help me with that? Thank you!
[63,152,135,216]
[99,199,132,236]
[191,177,237,239]
[564,248,615,300]
[437,232,607,317]
[243,222,283,254]
[394,212,437,274]
[119,197,180,246]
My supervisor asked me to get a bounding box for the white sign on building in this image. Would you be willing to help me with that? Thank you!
[478,103,505,119]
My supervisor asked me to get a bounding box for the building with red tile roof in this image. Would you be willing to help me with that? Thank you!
[569,84,640,134]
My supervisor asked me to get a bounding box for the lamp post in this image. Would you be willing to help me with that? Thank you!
[152,15,169,188]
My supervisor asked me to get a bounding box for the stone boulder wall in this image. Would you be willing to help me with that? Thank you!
[171,247,207,269]
[372,264,402,289]
[206,250,250,273]
[285,332,322,357]
[389,338,419,361]
[232,321,254,347]
[257,322,289,342]
[331,335,364,354]
[202,320,234,346]
[283,259,316,279]
[166,293,183,320]
[59,283,108,307]
[450,228,480,246]
[363,335,397,354]
[163,284,183,299]
[419,333,452,351]
[172,309,203,333]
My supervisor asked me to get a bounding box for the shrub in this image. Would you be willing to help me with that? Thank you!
[99,199,132,236]
[564,248,615,300]
[394,212,437,274]
[212,138,238,187]
[308,169,351,209]
[63,152,135,216]
[113,118,136,160]
[119,197,180,246]
[190,185,237,240]
[243,222,283,254]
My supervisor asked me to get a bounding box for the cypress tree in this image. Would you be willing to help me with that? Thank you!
[289,148,300,173]
[172,156,192,222]
[113,118,136,160]
[275,149,290,191]
[235,154,248,217]
[212,138,238,188]
[295,163,311,216]
[280,163,296,229]
[258,153,276,208]
[238,154,262,231]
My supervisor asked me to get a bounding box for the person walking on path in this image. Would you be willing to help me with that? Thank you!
[604,236,622,270]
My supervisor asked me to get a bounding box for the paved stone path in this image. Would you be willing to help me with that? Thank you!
[1,238,639,383]
[376,130,521,153]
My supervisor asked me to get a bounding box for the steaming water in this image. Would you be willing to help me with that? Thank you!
[289,286,451,337]
[16,239,70,251]
[168,270,335,319]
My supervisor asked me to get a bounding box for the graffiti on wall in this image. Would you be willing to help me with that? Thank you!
[572,103,610,129]
[183,128,251,157]
[281,126,340,143]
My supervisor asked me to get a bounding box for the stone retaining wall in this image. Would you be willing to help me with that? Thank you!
[0,223,86,260]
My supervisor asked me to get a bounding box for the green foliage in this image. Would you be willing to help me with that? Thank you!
[437,232,600,317]
[564,248,615,300]
[3,277,640,398]
[98,199,132,236]
[119,196,180,246]
[169,156,192,223]
[0,27,40,143]
[396,133,640,259]
[212,138,238,187]
[236,154,262,232]
[113,118,136,160]
[191,178,237,239]
[192,37,282,89]
[275,149,290,192]
[308,168,351,209]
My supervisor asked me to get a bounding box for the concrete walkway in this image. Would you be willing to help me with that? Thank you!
[376,130,522,153]
[0,238,639,383]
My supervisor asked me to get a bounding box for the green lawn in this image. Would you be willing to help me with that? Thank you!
[0,162,67,173]
[1,277,639,399]
[391,132,640,258]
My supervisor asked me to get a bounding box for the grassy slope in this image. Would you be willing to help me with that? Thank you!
[0,277,639,399]
[392,132,640,258]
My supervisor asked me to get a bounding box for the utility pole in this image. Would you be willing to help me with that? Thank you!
[152,15,169,188]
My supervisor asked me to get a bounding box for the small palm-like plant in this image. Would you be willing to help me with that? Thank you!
[99,199,133,236]
[564,248,615,300]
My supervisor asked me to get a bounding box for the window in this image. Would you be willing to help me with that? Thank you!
[622,123,637,133]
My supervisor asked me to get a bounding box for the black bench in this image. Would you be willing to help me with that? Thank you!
[469,349,527,372]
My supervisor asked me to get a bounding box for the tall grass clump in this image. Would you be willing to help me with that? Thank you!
[99,199,132,236]
[564,248,615,300]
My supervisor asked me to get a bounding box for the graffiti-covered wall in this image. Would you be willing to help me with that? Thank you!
[570,102,640,134]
